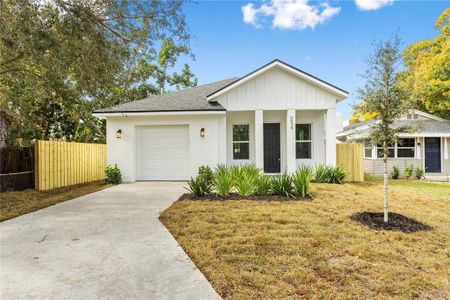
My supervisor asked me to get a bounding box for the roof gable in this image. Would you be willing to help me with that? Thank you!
[207,59,348,102]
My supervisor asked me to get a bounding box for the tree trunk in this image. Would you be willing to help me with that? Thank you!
[383,141,389,222]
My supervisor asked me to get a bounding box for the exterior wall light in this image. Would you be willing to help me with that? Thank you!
[116,129,123,139]
[200,128,205,138]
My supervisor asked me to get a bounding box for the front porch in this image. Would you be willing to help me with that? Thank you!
[224,109,336,174]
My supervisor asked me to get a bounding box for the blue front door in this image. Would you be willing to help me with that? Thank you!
[424,138,441,173]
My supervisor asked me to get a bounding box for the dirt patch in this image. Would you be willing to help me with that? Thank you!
[178,193,313,202]
[350,212,432,233]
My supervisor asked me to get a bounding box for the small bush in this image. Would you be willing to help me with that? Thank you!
[271,174,293,197]
[414,167,424,180]
[391,166,400,179]
[214,165,234,196]
[314,165,346,184]
[105,164,122,185]
[293,166,312,198]
[404,163,414,179]
[185,175,212,197]
[235,173,257,197]
[256,175,272,196]
[198,165,214,184]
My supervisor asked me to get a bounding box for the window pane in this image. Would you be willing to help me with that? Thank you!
[233,143,249,159]
[296,142,311,159]
[296,124,311,141]
[365,148,372,158]
[398,148,415,158]
[377,148,395,158]
[398,138,415,148]
[233,125,249,141]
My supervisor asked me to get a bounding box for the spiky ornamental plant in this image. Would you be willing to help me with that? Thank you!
[356,35,409,222]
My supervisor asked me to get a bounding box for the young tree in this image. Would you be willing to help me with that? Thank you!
[356,36,406,222]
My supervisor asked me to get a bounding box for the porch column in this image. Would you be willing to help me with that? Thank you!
[444,137,448,160]
[325,108,336,166]
[286,109,296,173]
[255,110,264,169]
[416,137,421,159]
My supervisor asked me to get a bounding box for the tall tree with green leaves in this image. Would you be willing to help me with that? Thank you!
[0,0,197,144]
[399,8,450,120]
[356,35,406,222]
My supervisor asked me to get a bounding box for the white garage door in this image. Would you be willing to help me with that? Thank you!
[136,125,189,180]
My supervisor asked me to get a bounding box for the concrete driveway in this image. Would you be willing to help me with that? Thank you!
[1,182,220,300]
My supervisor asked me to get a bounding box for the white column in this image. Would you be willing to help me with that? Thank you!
[444,137,448,160]
[254,110,264,169]
[325,108,336,166]
[286,109,296,174]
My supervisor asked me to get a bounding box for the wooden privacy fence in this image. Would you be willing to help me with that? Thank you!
[336,143,364,182]
[35,141,106,191]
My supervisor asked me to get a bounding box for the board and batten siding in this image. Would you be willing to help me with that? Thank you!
[215,67,338,111]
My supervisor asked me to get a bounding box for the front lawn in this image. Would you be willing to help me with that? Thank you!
[1,181,109,221]
[160,181,450,299]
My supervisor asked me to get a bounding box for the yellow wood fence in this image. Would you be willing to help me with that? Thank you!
[336,143,364,182]
[35,140,106,191]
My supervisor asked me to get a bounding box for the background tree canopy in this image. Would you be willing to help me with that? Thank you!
[0,0,197,144]
[350,8,449,123]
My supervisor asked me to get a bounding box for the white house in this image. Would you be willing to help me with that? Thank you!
[94,60,348,181]
[337,110,450,181]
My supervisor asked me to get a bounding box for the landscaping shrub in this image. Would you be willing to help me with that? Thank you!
[414,167,424,180]
[198,165,214,184]
[404,163,414,179]
[391,166,400,179]
[235,173,257,197]
[185,175,212,197]
[314,165,346,184]
[256,174,272,196]
[293,166,312,198]
[271,174,293,197]
[105,164,122,185]
[214,165,234,196]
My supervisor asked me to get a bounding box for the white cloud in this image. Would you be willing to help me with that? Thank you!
[354,0,394,11]
[241,0,341,30]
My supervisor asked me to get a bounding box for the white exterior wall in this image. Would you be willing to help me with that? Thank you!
[215,67,337,111]
[106,114,225,182]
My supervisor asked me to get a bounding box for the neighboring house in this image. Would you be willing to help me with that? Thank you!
[93,59,348,181]
[337,110,450,181]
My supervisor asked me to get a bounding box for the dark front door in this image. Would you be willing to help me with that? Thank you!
[425,137,441,173]
[264,123,281,173]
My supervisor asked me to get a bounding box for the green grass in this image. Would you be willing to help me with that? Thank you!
[365,175,450,198]
[1,181,109,221]
[161,180,450,299]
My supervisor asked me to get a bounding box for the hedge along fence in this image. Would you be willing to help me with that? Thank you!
[35,140,106,191]
[336,143,364,182]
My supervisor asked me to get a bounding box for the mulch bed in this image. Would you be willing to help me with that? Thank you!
[178,193,313,202]
[350,212,432,233]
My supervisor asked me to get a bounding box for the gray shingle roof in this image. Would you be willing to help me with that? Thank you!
[340,119,450,137]
[95,78,238,113]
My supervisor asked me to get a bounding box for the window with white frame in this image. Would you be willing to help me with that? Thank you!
[232,124,249,159]
[296,124,312,159]
[397,138,415,158]
[376,142,395,158]
[363,139,372,158]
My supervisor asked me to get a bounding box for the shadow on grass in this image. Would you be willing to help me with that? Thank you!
[350,212,432,233]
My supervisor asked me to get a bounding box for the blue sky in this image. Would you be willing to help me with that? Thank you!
[180,1,447,121]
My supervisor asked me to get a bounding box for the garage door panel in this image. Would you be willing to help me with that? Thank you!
[136,126,189,180]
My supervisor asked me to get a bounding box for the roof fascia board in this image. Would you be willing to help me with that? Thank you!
[93,110,226,118]
[206,60,348,101]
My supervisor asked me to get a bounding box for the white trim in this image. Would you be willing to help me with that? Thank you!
[444,137,448,160]
[93,111,226,118]
[206,60,348,101]
[409,109,448,122]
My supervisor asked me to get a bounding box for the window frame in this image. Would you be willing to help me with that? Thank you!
[362,139,373,159]
[295,123,313,159]
[232,124,250,160]
[396,138,416,158]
